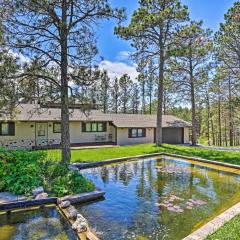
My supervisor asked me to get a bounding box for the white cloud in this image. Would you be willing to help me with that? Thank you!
[8,49,31,64]
[99,60,139,81]
[116,51,131,62]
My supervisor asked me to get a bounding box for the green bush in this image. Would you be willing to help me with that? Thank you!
[0,148,95,197]
[0,148,45,195]
[50,172,95,197]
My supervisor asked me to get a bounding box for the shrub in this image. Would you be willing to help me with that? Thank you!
[0,148,95,197]
[49,171,95,197]
[0,148,45,195]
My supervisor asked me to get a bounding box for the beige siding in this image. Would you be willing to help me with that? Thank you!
[184,127,190,144]
[50,122,115,144]
[0,122,35,149]
[117,128,154,145]
[70,122,115,144]
[48,122,61,145]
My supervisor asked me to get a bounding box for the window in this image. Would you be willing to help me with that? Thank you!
[53,123,61,133]
[0,122,15,136]
[128,128,146,138]
[82,122,107,132]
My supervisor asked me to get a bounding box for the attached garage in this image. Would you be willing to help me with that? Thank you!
[162,128,184,144]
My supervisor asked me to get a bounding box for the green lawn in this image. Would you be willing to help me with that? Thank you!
[46,143,240,165]
[206,215,240,240]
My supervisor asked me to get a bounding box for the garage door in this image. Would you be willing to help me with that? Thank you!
[162,128,183,144]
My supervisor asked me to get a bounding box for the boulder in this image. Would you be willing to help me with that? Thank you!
[72,214,88,233]
[35,192,48,200]
[66,206,79,220]
[32,187,44,197]
[60,200,71,209]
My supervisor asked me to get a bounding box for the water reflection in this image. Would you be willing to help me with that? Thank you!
[0,206,77,240]
[77,157,240,240]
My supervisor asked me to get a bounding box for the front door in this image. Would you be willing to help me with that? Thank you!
[36,123,48,147]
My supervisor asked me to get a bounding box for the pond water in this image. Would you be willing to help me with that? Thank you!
[77,157,240,240]
[0,205,77,240]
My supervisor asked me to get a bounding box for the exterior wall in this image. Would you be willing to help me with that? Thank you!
[184,127,190,144]
[70,122,115,144]
[48,122,61,145]
[0,122,35,149]
[0,121,116,149]
[116,128,154,145]
[0,121,190,148]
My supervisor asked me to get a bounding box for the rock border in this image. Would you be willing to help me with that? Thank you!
[183,202,240,240]
[0,197,58,211]
[0,189,105,211]
[72,152,240,171]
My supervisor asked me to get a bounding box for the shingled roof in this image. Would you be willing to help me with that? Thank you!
[0,104,191,128]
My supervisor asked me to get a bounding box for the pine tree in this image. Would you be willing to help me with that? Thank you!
[115,0,189,144]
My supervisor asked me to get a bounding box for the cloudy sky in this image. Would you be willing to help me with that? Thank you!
[96,0,236,80]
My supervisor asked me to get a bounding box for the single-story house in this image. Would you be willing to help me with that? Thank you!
[0,104,191,149]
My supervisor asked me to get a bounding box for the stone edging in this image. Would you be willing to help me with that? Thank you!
[58,189,105,204]
[0,190,105,211]
[72,152,240,171]
[182,202,240,240]
[72,153,162,169]
[162,153,240,170]
[0,197,58,211]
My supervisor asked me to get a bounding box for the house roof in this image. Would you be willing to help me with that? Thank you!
[109,113,191,128]
[0,104,191,128]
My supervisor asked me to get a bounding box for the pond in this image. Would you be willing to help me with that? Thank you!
[76,157,240,240]
[0,205,77,240]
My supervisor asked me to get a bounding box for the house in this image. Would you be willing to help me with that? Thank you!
[0,104,191,149]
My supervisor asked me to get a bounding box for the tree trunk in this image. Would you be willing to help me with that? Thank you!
[228,77,234,146]
[163,92,166,115]
[189,58,197,146]
[224,118,228,146]
[211,118,215,145]
[156,51,164,145]
[115,96,118,113]
[217,78,222,146]
[206,92,210,144]
[149,87,152,114]
[142,80,146,114]
[60,0,71,164]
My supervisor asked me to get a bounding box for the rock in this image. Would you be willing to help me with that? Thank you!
[186,201,194,207]
[167,207,178,212]
[72,214,88,233]
[35,192,48,200]
[32,187,44,197]
[60,200,71,209]
[195,200,208,206]
[68,165,79,171]
[67,206,79,220]
[176,208,184,213]
[173,205,181,209]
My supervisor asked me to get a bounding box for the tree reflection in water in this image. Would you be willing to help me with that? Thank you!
[77,157,240,240]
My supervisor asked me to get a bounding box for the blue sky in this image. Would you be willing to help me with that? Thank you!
[97,0,236,80]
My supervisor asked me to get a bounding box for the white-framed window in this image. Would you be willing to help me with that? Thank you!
[53,122,61,133]
[82,122,107,132]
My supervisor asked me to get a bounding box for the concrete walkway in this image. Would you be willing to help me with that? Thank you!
[197,144,240,152]
[71,145,118,150]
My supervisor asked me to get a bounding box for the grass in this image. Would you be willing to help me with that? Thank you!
[45,143,240,166]
[206,215,240,240]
